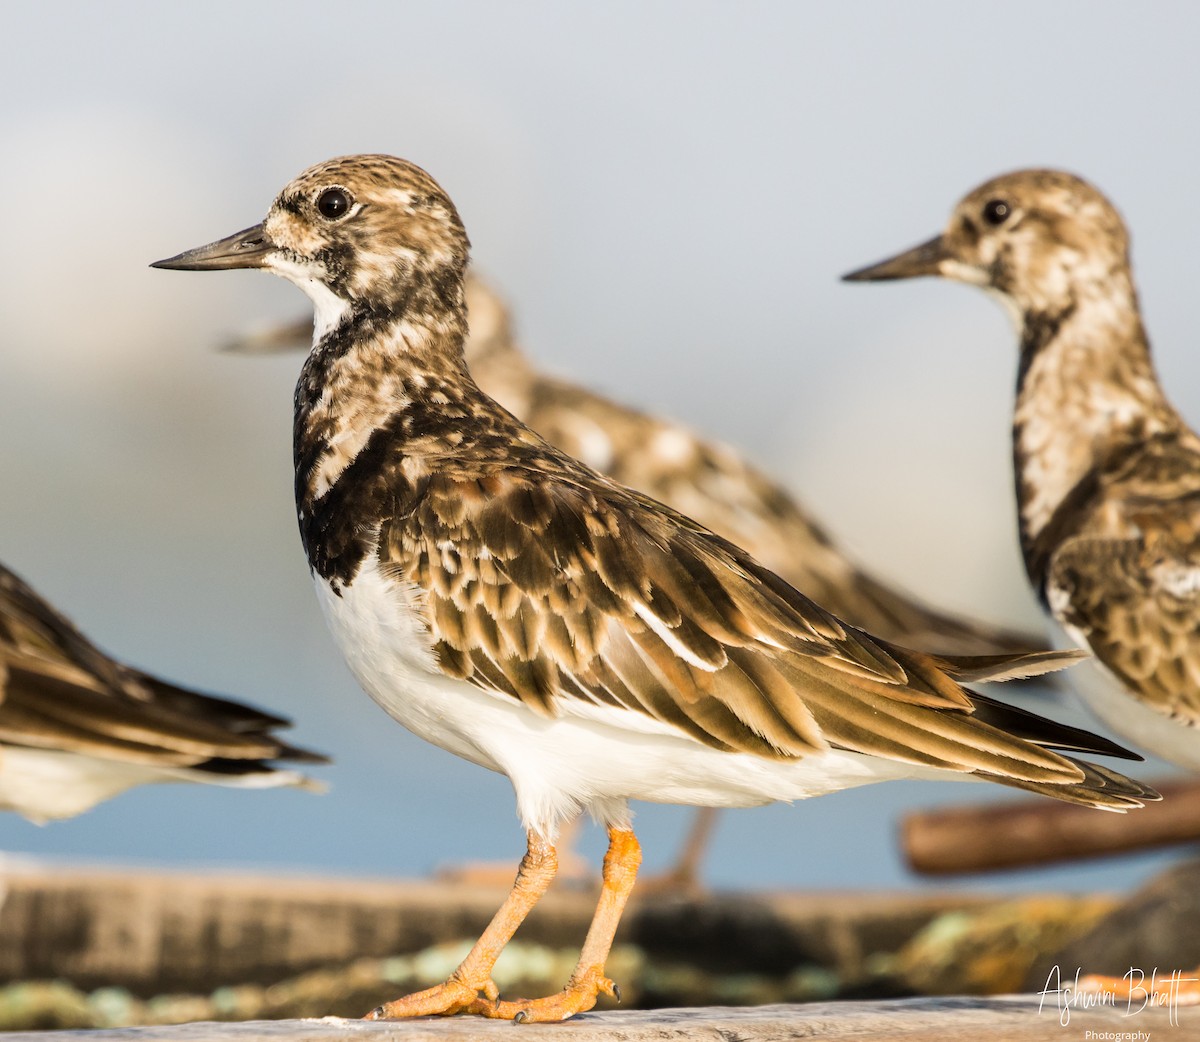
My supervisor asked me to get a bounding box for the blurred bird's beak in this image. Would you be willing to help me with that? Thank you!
[151,224,273,271]
[842,235,950,282]
[220,317,312,355]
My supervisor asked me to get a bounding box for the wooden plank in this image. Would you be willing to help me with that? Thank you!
[903,777,1200,875]
[0,997,1185,1042]
[0,862,997,995]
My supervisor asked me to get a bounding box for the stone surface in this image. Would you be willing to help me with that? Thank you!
[0,997,1184,1042]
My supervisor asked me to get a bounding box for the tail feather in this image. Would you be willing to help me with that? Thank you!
[843,565,1054,660]
[989,758,1161,811]
[188,758,330,793]
[967,690,1141,761]
[931,647,1088,684]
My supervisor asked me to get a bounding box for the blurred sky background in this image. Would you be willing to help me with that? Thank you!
[0,1,1197,893]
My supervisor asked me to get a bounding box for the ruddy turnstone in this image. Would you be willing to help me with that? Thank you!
[154,155,1156,1023]
[845,167,1200,1004]
[0,562,325,822]
[227,274,1054,890]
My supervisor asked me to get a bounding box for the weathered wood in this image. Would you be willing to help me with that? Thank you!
[0,996,1185,1042]
[0,861,994,996]
[903,776,1200,875]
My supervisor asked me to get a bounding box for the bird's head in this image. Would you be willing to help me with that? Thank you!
[843,169,1131,321]
[153,154,471,337]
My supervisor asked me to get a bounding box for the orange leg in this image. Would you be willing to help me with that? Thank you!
[436,817,593,889]
[364,831,559,1019]
[488,826,643,1023]
[1077,965,1200,1011]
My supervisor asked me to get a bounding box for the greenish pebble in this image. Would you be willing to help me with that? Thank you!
[914,911,975,949]
[86,987,137,1027]
[783,965,840,1001]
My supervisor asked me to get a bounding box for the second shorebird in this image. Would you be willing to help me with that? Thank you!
[154,155,1154,1023]
[845,170,1200,774]
[845,169,1200,1005]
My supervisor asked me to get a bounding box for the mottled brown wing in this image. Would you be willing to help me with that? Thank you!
[1045,428,1200,728]
[1048,517,1200,730]
[520,375,1048,658]
[0,564,130,693]
[379,468,1091,785]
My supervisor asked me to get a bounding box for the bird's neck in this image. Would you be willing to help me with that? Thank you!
[292,278,498,585]
[1012,275,1173,585]
[465,338,535,416]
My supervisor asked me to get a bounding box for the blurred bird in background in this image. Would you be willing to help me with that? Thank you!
[0,561,327,822]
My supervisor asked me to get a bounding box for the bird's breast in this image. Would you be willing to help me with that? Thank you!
[310,555,505,771]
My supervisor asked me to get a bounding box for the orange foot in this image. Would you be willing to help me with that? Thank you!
[364,969,618,1024]
[364,976,499,1019]
[1077,966,1200,1009]
[488,967,621,1023]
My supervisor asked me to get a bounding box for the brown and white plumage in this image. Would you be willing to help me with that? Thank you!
[229,277,1048,659]
[153,155,1154,1022]
[845,168,1200,771]
[0,562,326,822]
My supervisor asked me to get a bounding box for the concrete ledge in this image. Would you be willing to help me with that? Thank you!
[0,997,1184,1042]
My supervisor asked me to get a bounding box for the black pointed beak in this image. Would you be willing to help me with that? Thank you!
[842,235,950,282]
[151,223,274,271]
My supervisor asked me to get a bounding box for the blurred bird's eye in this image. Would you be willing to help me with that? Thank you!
[316,187,352,221]
[982,199,1011,226]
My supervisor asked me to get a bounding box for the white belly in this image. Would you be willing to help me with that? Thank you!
[0,747,166,822]
[314,557,954,836]
[0,747,310,823]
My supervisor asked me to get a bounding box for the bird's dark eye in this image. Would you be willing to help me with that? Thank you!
[316,187,352,221]
[982,199,1011,226]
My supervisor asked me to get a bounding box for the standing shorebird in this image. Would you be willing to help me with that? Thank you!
[154,155,1155,1022]
[0,562,325,821]
[226,275,1052,890]
[845,167,1200,1004]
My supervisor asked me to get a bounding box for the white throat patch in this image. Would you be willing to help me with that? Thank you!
[268,256,351,342]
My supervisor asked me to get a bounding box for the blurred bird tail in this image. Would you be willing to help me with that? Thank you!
[930,647,1088,684]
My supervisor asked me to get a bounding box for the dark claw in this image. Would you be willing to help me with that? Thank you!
[514,1010,528,1025]
[613,983,622,1004]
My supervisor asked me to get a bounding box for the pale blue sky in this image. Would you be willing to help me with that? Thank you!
[0,2,1195,891]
